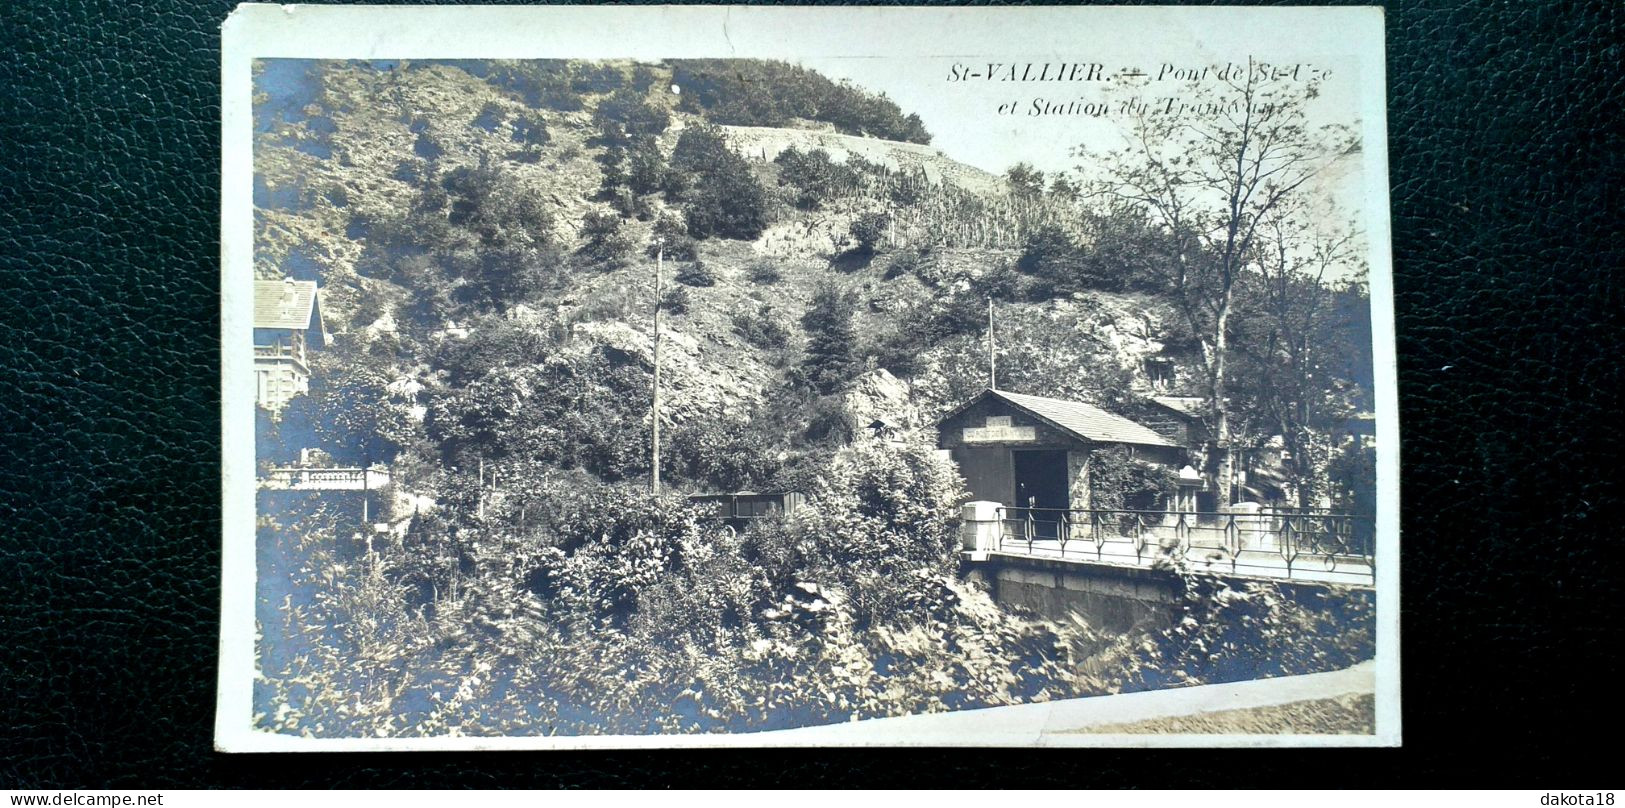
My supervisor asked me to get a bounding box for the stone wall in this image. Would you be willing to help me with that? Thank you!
[718,124,1005,195]
[977,557,1181,634]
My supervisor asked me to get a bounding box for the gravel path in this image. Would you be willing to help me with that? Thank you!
[1071,693,1375,735]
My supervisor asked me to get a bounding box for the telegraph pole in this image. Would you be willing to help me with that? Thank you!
[650,83,681,496]
[651,237,663,494]
[987,296,996,390]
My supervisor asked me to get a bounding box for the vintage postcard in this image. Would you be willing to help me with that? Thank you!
[218,4,1399,750]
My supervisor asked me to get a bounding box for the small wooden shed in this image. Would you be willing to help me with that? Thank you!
[935,389,1181,511]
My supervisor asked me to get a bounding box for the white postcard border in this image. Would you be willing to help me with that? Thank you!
[218,3,1399,752]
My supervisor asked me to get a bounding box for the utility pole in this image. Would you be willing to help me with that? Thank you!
[651,238,663,494]
[987,296,996,390]
[651,82,682,496]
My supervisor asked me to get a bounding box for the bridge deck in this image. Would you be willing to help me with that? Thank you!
[259,467,391,491]
[985,536,1375,588]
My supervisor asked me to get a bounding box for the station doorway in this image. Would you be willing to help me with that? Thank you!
[1011,449,1069,540]
[1012,449,1069,511]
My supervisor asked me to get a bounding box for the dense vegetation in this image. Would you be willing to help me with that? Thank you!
[251,58,1379,736]
[672,59,932,144]
[258,439,1373,736]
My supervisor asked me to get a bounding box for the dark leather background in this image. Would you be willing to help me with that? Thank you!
[2,0,1621,788]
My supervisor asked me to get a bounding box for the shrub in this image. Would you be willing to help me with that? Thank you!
[882,249,922,281]
[747,260,783,285]
[660,285,690,315]
[674,260,716,287]
[1086,445,1178,511]
[472,101,505,132]
[1005,162,1046,196]
[508,112,549,163]
[577,209,635,270]
[1016,225,1084,290]
[1098,572,1376,692]
[648,213,698,260]
[671,59,932,144]
[485,61,583,111]
[571,62,626,95]
[773,147,854,210]
[631,64,658,93]
[848,212,890,254]
[732,302,791,351]
[623,137,666,197]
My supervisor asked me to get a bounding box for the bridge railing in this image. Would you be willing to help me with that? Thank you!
[993,506,1374,584]
[262,466,391,491]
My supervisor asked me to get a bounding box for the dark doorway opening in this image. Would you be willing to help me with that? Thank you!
[1012,449,1069,539]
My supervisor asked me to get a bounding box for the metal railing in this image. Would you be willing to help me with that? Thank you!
[994,506,1374,584]
[263,466,391,491]
[254,344,307,360]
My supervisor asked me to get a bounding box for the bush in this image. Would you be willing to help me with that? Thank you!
[507,112,549,162]
[258,431,1120,737]
[882,249,922,281]
[1016,225,1084,291]
[848,212,890,254]
[648,213,698,260]
[672,59,932,144]
[1086,445,1178,511]
[577,209,635,270]
[774,147,854,210]
[674,260,716,287]
[1099,572,1376,692]
[485,61,583,111]
[747,260,783,285]
[732,302,791,351]
[1005,162,1045,196]
[660,285,690,315]
[665,416,784,492]
[472,101,505,132]
[571,62,626,95]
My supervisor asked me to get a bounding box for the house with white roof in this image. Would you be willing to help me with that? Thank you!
[253,278,327,413]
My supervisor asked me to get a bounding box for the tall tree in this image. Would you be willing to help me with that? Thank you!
[1087,67,1357,502]
[799,284,860,395]
[1232,211,1367,509]
[668,123,769,241]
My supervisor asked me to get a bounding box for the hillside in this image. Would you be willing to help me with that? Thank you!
[249,56,1381,740]
[252,58,1198,490]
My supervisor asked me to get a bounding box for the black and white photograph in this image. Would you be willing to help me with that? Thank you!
[218,4,1398,750]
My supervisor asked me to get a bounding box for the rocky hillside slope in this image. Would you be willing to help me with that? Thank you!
[252,59,1193,456]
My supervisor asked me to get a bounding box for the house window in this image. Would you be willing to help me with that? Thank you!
[1144,358,1174,391]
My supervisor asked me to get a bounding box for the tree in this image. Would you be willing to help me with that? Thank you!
[1049,175,1081,201]
[1231,211,1368,509]
[774,147,851,210]
[1088,67,1357,502]
[1015,225,1084,291]
[668,123,769,241]
[591,87,670,146]
[799,284,860,395]
[648,213,697,260]
[577,209,635,270]
[281,351,415,466]
[1004,162,1046,197]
